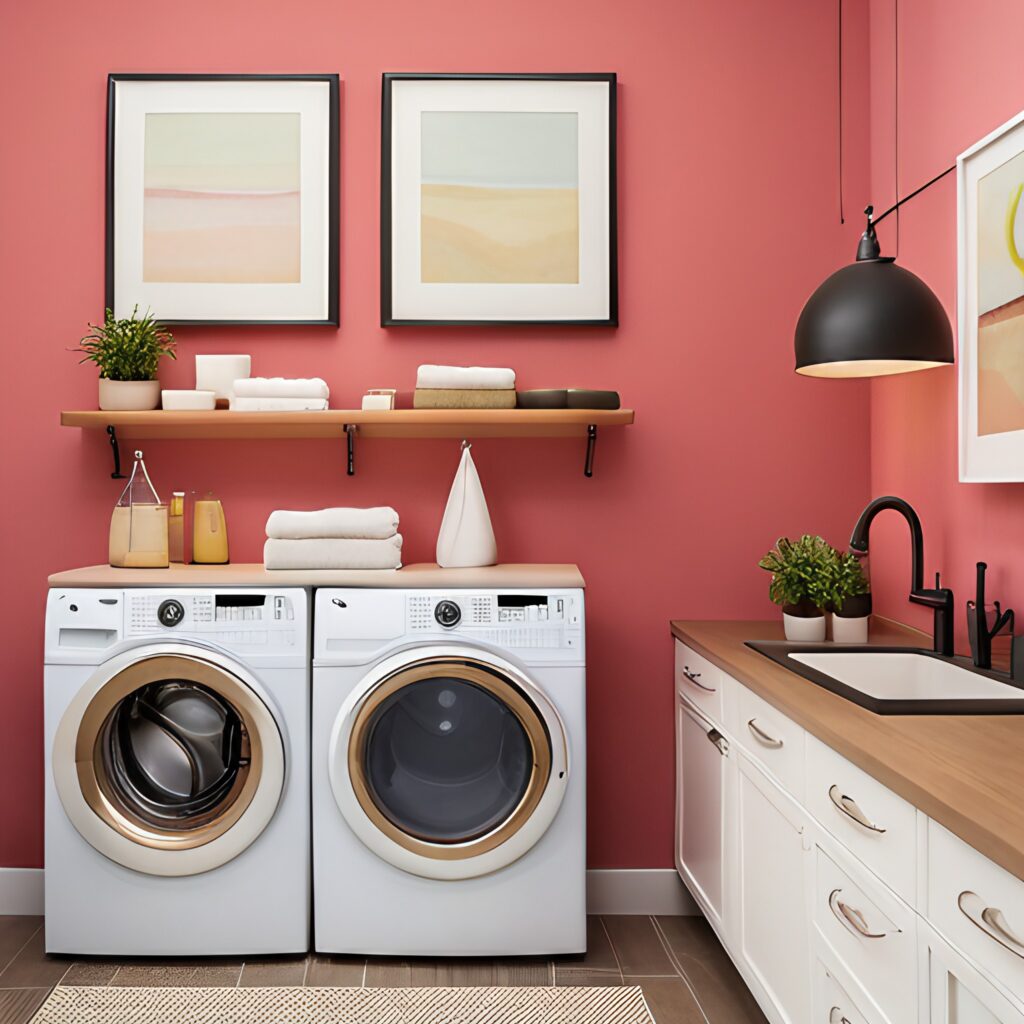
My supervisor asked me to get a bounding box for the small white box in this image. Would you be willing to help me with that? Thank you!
[361,389,396,410]
[195,354,252,401]
[161,389,217,411]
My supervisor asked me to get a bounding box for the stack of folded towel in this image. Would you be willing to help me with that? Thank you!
[264,507,402,570]
[413,365,516,409]
[230,378,330,411]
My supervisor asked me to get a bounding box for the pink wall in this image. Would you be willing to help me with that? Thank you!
[0,0,873,870]
[866,0,1024,644]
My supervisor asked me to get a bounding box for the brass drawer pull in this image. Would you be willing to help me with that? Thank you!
[828,785,886,834]
[958,890,1024,960]
[747,718,783,748]
[829,1009,853,1024]
[828,888,890,939]
[682,666,716,693]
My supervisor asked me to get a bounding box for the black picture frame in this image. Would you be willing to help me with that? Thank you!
[106,73,340,327]
[380,72,618,327]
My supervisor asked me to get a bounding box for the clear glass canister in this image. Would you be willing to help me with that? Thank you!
[108,450,169,568]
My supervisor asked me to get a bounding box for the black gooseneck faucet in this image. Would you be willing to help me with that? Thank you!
[848,496,955,657]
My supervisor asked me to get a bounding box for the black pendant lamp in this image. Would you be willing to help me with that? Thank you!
[795,196,955,378]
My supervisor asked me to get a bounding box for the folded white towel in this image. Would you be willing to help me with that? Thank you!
[230,397,329,411]
[416,365,516,391]
[232,377,330,399]
[264,537,403,570]
[266,507,399,541]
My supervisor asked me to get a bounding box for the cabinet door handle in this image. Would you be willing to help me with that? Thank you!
[747,718,783,748]
[829,1009,853,1024]
[828,785,887,834]
[681,666,716,692]
[958,890,1024,960]
[707,728,729,756]
[828,888,889,939]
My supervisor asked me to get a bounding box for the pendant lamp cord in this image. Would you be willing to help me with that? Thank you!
[868,163,956,229]
[838,0,844,224]
[894,0,899,252]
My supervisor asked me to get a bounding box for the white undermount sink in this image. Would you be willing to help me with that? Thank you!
[746,643,1024,715]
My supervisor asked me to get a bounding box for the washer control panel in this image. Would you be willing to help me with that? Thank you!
[407,591,582,650]
[126,590,300,648]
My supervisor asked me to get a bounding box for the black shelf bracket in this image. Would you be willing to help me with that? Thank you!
[107,425,125,479]
[584,424,597,477]
[344,424,357,475]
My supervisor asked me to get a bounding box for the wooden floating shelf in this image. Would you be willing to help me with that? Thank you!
[61,408,633,440]
[61,408,635,477]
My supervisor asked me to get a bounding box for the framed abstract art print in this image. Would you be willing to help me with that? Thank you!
[106,74,339,325]
[381,73,617,326]
[958,108,1024,481]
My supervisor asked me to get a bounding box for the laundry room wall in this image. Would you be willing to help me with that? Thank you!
[0,0,873,871]
[864,0,1024,647]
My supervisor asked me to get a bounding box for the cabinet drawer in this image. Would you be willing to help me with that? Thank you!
[814,844,916,1024]
[805,736,917,904]
[674,639,724,723]
[813,959,877,1024]
[734,682,805,800]
[927,820,1024,1001]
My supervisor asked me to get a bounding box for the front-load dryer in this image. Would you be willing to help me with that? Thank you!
[312,586,586,956]
[44,587,310,955]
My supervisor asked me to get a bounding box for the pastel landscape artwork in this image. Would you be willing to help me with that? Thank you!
[976,148,1024,436]
[420,111,579,284]
[143,112,301,284]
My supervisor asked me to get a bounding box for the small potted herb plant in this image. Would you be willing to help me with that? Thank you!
[758,534,834,641]
[828,550,871,643]
[76,307,175,411]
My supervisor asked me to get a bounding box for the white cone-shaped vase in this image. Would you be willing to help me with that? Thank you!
[436,446,497,568]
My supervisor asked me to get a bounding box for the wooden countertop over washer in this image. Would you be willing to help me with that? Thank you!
[671,619,1024,883]
[49,562,585,590]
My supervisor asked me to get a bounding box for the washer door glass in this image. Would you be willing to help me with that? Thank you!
[350,659,552,858]
[99,680,247,831]
[75,654,270,851]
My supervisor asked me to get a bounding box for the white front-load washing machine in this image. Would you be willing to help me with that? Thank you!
[312,586,585,956]
[44,586,310,955]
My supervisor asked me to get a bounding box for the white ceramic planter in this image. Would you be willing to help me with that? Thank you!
[783,611,827,642]
[98,378,161,411]
[831,614,869,644]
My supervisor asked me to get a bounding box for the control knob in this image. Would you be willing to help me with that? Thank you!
[434,600,462,628]
[157,599,185,628]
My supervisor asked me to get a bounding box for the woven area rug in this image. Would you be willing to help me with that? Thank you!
[32,985,655,1023]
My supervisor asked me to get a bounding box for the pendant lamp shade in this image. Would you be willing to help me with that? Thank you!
[794,217,954,378]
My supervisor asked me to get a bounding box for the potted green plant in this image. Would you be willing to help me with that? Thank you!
[827,550,871,643]
[758,534,834,641]
[76,307,175,411]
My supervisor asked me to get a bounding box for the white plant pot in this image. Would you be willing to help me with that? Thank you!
[831,614,869,644]
[783,611,827,642]
[98,378,161,411]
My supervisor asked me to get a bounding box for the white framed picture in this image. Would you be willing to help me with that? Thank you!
[381,73,617,326]
[958,108,1024,481]
[107,74,339,326]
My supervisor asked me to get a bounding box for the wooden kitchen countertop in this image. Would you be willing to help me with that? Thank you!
[49,562,585,590]
[671,619,1024,882]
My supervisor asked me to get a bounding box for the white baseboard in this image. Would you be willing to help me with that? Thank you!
[0,868,43,915]
[1,867,697,917]
[586,869,698,916]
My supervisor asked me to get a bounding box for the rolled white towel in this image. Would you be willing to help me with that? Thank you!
[266,506,399,541]
[264,536,403,571]
[232,377,330,400]
[230,397,329,411]
[416,365,516,391]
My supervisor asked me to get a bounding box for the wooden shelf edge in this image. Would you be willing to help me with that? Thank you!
[60,408,635,440]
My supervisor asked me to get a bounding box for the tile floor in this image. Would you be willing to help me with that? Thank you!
[0,914,766,1024]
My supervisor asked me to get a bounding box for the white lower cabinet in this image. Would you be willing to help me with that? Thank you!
[920,921,1024,1024]
[734,750,811,1024]
[671,642,1024,1024]
[674,693,728,932]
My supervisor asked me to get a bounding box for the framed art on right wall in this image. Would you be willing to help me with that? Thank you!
[958,108,1024,482]
[381,73,617,327]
